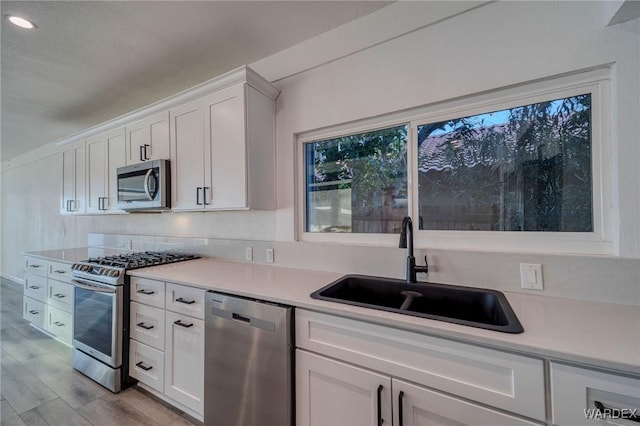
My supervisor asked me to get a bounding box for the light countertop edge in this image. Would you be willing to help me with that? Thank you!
[128,258,640,377]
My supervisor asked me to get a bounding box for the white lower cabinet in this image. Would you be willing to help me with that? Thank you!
[23,296,46,328]
[296,309,546,425]
[129,279,204,420]
[297,350,392,426]
[392,378,540,426]
[45,305,73,344]
[164,310,204,416]
[550,362,640,425]
[22,257,74,345]
[129,339,165,393]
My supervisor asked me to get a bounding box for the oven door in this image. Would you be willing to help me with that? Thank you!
[72,278,123,368]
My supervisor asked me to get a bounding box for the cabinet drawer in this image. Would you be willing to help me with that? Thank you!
[165,283,205,319]
[48,279,74,312]
[551,362,640,425]
[130,339,164,393]
[296,309,545,421]
[24,273,47,302]
[130,301,165,350]
[130,277,165,308]
[46,306,73,344]
[24,256,47,277]
[48,261,73,283]
[23,296,46,328]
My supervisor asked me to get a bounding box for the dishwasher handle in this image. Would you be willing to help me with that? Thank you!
[210,307,276,332]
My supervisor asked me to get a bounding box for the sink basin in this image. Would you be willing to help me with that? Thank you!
[311,275,523,333]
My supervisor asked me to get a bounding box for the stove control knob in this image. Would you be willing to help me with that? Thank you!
[98,267,107,276]
[81,264,91,272]
[109,269,119,277]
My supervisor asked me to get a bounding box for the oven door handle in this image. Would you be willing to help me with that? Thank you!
[71,279,117,293]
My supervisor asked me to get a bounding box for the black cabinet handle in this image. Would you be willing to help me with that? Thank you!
[29,310,39,315]
[203,187,210,205]
[29,285,41,290]
[29,264,41,268]
[173,319,193,328]
[53,270,66,274]
[594,400,640,423]
[136,361,153,371]
[377,384,384,426]
[196,187,203,205]
[54,321,65,327]
[398,391,404,426]
[139,145,145,162]
[175,297,195,305]
[137,322,154,330]
[137,289,155,295]
[143,144,150,160]
[54,293,66,299]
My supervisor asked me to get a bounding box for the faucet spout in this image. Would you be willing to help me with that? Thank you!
[399,216,428,283]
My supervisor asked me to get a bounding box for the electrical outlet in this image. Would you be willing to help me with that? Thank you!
[266,248,274,263]
[245,247,253,261]
[520,263,543,290]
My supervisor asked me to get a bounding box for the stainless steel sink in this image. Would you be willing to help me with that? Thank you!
[311,275,524,333]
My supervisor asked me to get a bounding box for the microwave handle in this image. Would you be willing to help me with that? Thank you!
[143,169,154,201]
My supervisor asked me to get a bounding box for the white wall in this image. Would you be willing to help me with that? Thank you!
[2,1,639,304]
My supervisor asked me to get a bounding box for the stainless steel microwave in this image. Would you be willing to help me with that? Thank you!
[116,159,170,211]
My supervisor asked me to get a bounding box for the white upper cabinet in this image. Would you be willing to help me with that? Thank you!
[170,69,278,211]
[125,111,170,164]
[60,140,86,215]
[85,128,127,214]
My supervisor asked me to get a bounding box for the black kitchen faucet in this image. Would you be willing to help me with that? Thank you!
[399,216,429,283]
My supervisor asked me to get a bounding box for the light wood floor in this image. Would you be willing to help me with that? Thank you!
[1,278,201,426]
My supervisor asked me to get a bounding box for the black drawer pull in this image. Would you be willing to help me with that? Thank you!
[29,309,39,315]
[137,289,155,295]
[594,400,640,423]
[398,391,405,426]
[175,297,195,305]
[29,265,41,268]
[53,270,66,274]
[137,322,154,330]
[136,361,153,371]
[173,320,193,328]
[29,285,41,290]
[54,321,65,327]
[377,384,384,426]
[54,293,66,299]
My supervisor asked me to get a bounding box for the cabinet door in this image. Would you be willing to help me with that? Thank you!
[126,111,170,164]
[104,128,126,212]
[202,84,247,209]
[170,99,205,210]
[296,350,392,426]
[46,305,73,345]
[61,140,86,214]
[85,134,106,214]
[551,363,640,425]
[393,379,539,426]
[24,273,47,302]
[24,296,46,328]
[47,279,74,312]
[130,301,165,351]
[24,256,47,277]
[164,311,204,415]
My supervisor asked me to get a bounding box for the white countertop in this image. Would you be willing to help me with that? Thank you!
[24,247,129,263]
[129,258,640,376]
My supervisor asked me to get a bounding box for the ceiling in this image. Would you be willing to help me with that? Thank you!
[0,1,392,162]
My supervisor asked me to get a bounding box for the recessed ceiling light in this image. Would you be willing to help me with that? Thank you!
[6,15,36,29]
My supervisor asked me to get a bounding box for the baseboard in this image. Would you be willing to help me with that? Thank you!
[1,273,23,285]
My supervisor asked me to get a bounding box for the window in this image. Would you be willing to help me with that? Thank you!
[298,68,612,254]
[304,125,408,233]
[416,94,592,232]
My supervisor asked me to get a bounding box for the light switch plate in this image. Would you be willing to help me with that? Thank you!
[266,248,274,263]
[244,247,253,261]
[520,263,543,290]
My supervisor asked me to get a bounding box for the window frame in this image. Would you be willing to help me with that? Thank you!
[296,67,613,255]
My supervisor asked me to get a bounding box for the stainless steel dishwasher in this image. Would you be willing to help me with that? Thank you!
[204,291,293,426]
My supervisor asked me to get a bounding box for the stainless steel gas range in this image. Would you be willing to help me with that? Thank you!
[71,251,198,392]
